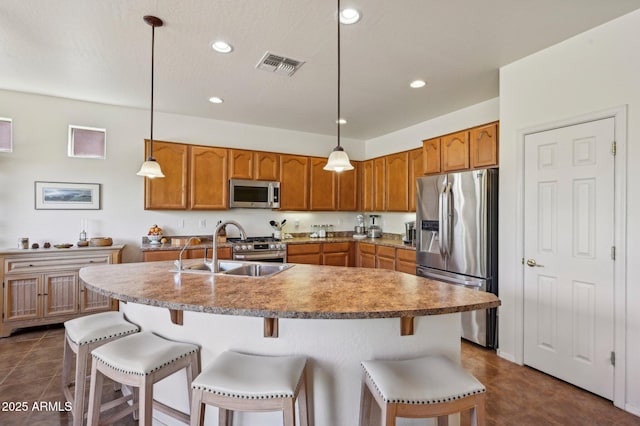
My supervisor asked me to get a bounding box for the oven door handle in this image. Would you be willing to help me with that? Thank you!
[233,252,285,261]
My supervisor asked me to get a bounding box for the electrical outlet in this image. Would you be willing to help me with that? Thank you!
[177,218,185,228]
[294,220,300,229]
[199,219,206,229]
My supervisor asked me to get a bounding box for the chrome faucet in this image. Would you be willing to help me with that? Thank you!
[174,236,200,271]
[208,220,247,273]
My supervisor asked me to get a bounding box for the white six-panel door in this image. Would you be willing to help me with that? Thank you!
[523,117,615,399]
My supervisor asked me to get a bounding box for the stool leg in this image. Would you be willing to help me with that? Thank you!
[359,373,373,426]
[437,415,449,426]
[283,398,295,426]
[297,373,309,426]
[219,408,232,426]
[471,393,486,426]
[189,388,204,426]
[382,403,397,426]
[72,344,89,426]
[87,361,104,426]
[61,334,73,391]
[139,379,154,426]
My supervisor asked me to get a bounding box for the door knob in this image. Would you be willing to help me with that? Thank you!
[526,259,543,267]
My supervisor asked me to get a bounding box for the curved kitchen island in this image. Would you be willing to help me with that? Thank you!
[80,260,500,426]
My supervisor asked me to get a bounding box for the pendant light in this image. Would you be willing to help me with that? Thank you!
[137,15,165,178]
[323,0,354,172]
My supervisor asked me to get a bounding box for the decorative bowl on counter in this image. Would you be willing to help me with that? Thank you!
[147,235,162,245]
[90,237,113,247]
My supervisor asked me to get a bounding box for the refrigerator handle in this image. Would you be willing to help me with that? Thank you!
[438,184,447,258]
[441,182,452,258]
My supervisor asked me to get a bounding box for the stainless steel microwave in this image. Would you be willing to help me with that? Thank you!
[229,179,280,209]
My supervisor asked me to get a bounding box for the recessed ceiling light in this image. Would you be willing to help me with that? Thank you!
[211,41,233,53]
[340,8,361,24]
[410,80,427,88]
[336,118,347,124]
[209,97,224,104]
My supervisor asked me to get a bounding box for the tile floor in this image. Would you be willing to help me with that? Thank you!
[0,324,639,425]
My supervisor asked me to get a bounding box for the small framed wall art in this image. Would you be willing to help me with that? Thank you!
[34,181,101,210]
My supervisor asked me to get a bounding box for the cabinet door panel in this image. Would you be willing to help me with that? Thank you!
[373,157,386,211]
[279,155,309,210]
[422,138,441,175]
[362,160,374,211]
[408,148,423,211]
[44,272,78,317]
[470,122,499,168]
[323,252,350,266]
[337,163,359,211]
[441,131,469,172]
[229,149,254,179]
[143,251,179,262]
[287,254,322,265]
[144,141,188,209]
[190,146,228,210]
[254,152,280,181]
[310,157,337,210]
[385,152,409,211]
[80,283,112,312]
[4,275,40,321]
[359,253,376,268]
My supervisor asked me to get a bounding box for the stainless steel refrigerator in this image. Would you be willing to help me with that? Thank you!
[416,168,498,348]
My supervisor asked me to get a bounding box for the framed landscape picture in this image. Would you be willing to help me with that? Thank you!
[34,181,101,210]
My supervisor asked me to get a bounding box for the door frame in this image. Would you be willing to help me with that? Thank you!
[512,105,627,409]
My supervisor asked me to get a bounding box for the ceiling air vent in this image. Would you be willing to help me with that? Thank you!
[256,52,305,77]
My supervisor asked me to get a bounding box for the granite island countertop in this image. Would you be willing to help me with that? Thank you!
[79,259,499,320]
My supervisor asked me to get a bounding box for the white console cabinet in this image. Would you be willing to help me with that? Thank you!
[0,245,123,337]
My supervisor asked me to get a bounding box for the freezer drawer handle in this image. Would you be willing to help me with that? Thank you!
[526,258,544,267]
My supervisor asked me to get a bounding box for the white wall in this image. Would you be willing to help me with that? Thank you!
[498,9,640,414]
[0,89,497,262]
[0,90,369,261]
[366,97,499,158]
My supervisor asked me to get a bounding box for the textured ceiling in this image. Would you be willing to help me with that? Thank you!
[1,0,639,139]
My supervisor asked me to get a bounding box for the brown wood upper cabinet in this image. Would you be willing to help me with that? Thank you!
[361,160,374,211]
[408,148,423,212]
[470,122,499,168]
[190,146,228,209]
[229,149,280,181]
[422,138,441,175]
[143,141,228,210]
[310,157,337,210]
[422,121,499,175]
[337,162,359,211]
[385,152,409,211]
[143,140,189,210]
[279,154,309,210]
[373,157,386,211]
[441,130,470,172]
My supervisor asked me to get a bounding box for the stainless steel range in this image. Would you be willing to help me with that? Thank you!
[228,237,286,262]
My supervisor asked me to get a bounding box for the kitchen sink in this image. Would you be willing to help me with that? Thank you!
[170,260,293,277]
[222,263,293,278]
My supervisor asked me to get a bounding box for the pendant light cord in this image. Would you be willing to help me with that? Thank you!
[337,0,341,149]
[149,21,156,160]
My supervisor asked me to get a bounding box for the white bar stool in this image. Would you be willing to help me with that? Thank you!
[190,351,309,426]
[86,331,200,426]
[62,311,140,426]
[359,354,486,426]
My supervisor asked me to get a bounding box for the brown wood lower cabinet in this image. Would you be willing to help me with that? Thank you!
[375,246,396,270]
[322,242,353,267]
[142,247,232,262]
[0,247,123,338]
[357,243,376,268]
[286,243,322,265]
[287,242,354,266]
[357,243,416,275]
[395,248,417,274]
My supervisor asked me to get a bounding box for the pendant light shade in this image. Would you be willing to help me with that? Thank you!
[324,0,354,173]
[137,15,165,178]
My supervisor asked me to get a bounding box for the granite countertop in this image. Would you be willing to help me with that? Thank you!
[0,244,126,256]
[140,235,415,251]
[79,260,499,320]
